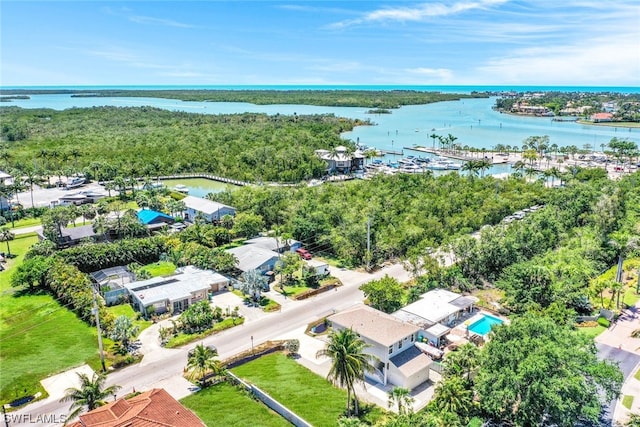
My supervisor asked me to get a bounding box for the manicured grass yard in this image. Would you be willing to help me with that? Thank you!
[0,234,100,404]
[106,304,153,334]
[181,381,290,427]
[575,324,606,341]
[139,261,176,277]
[232,352,349,427]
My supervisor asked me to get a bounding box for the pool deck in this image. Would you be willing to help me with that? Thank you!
[447,310,508,343]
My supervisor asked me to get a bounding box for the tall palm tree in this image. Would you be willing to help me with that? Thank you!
[0,227,15,257]
[316,328,377,416]
[429,133,439,149]
[387,386,414,415]
[186,343,224,386]
[59,372,121,421]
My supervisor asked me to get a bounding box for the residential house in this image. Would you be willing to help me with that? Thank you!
[591,112,614,123]
[67,388,206,427]
[393,289,477,346]
[225,245,280,275]
[182,195,236,223]
[315,145,365,174]
[244,236,302,253]
[37,224,97,248]
[137,208,175,228]
[328,304,433,390]
[124,266,229,316]
[55,190,107,207]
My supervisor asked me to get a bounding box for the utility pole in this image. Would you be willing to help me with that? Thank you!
[92,285,107,372]
[366,218,371,271]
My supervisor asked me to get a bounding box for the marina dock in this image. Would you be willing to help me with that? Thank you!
[403,147,511,165]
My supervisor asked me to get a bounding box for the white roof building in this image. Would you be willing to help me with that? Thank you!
[124,266,229,315]
[182,195,236,222]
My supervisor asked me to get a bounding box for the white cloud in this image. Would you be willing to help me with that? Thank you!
[128,15,196,29]
[329,0,508,28]
[472,33,640,85]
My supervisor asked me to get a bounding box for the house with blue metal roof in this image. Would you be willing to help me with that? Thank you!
[137,209,175,227]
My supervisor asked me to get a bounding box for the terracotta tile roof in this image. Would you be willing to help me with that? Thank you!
[71,388,205,427]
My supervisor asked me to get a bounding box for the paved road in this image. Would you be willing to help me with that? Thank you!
[596,343,640,427]
[9,264,403,426]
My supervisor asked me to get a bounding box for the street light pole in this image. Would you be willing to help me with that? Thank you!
[251,335,254,355]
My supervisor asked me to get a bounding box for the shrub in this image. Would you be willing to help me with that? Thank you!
[597,317,610,328]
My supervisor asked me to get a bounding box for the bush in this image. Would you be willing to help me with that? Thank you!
[597,317,610,328]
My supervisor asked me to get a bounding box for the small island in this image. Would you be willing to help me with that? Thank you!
[0,95,30,102]
[366,108,392,114]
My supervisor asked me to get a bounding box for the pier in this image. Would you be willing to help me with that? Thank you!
[158,173,250,186]
[380,149,404,156]
[403,147,511,165]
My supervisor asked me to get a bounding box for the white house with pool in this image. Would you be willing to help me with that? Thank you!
[392,289,482,347]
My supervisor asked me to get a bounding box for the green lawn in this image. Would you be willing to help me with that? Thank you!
[0,234,100,404]
[106,304,153,334]
[139,261,176,277]
[7,217,41,229]
[635,368,640,381]
[181,381,290,427]
[575,324,606,341]
[232,353,351,427]
[623,288,639,308]
[622,395,634,410]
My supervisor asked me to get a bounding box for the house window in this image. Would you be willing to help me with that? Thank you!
[398,340,403,349]
[388,346,393,354]
[410,334,415,342]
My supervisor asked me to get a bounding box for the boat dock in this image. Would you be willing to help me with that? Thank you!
[159,173,250,186]
[403,147,511,165]
[380,149,404,156]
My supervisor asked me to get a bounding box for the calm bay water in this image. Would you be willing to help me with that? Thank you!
[4,86,639,176]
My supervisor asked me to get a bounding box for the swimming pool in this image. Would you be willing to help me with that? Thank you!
[468,314,504,336]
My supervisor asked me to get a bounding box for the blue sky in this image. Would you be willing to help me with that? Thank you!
[1,1,639,86]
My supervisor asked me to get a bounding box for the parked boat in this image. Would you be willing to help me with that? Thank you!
[65,176,86,189]
[173,184,189,194]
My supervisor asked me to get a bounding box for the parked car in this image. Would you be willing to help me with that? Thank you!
[296,248,312,260]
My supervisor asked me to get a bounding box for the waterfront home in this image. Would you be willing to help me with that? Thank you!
[67,388,206,427]
[328,304,433,390]
[591,112,614,122]
[124,266,229,316]
[315,145,365,174]
[393,289,478,347]
[182,195,236,223]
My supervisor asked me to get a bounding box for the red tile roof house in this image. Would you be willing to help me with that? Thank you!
[67,388,205,427]
[591,112,614,122]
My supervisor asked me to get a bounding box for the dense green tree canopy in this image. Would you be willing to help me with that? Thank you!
[476,315,622,427]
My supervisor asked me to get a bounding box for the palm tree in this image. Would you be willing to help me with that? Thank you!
[429,133,439,150]
[186,343,224,386]
[241,269,268,303]
[431,376,472,418]
[0,227,15,257]
[316,328,377,416]
[59,372,121,420]
[387,386,414,415]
